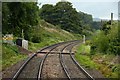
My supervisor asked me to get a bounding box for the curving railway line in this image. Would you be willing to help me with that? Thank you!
[12,40,95,80]
[60,42,95,80]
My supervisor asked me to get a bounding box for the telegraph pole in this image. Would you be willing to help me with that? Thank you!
[111,13,113,25]
[100,19,103,30]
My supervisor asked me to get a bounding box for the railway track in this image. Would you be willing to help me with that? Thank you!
[12,40,94,80]
[60,41,95,80]
[38,40,79,79]
[12,40,78,80]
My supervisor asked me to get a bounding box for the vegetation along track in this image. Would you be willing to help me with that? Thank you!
[60,41,95,80]
[12,40,78,79]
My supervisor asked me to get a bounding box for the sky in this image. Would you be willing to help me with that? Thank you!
[38,0,119,20]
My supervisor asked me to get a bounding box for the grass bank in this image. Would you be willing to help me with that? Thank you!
[75,43,119,78]
[2,20,82,70]
[2,43,27,70]
[28,20,81,52]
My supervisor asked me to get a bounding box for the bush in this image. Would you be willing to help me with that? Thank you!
[91,31,109,53]
[31,35,41,43]
[91,21,119,55]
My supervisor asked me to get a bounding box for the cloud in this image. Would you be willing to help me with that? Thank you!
[38,0,118,20]
[67,0,119,2]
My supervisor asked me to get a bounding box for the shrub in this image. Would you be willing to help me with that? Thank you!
[91,21,119,55]
[31,35,41,43]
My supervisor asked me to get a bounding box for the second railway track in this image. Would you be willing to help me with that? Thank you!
[60,41,95,80]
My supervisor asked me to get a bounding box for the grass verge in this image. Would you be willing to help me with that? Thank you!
[75,43,119,78]
[2,43,27,70]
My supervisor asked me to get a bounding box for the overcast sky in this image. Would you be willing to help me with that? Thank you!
[38,0,119,20]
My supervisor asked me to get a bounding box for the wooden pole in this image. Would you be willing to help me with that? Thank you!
[111,13,113,25]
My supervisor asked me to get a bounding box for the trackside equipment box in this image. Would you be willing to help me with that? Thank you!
[16,39,28,50]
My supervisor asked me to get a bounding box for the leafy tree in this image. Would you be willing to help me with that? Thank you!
[91,21,119,55]
[2,3,11,34]
[92,21,101,30]
[40,4,54,23]
[40,2,92,34]
[2,2,40,40]
[101,21,111,34]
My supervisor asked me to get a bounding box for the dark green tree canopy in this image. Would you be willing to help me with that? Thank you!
[40,1,93,34]
[2,2,39,38]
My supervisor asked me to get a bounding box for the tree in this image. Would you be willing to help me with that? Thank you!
[40,1,93,34]
[92,21,101,30]
[2,2,40,40]
[40,4,54,23]
[2,3,11,34]
[91,21,119,55]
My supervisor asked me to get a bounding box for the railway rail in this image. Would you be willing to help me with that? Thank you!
[59,41,95,80]
[12,40,94,80]
[12,40,78,80]
[38,40,79,79]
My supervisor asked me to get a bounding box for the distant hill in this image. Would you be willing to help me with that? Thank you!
[93,18,110,22]
[93,18,101,22]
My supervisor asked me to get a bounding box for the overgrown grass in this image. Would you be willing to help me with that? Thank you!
[91,53,119,78]
[75,43,119,78]
[75,44,99,69]
[2,43,27,70]
[2,20,81,71]
[28,38,60,52]
[28,20,81,52]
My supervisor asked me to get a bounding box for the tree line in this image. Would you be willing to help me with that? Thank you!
[2,2,40,42]
[2,1,94,42]
[39,1,93,34]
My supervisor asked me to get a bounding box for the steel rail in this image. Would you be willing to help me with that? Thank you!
[37,41,66,80]
[12,40,79,80]
[37,40,79,80]
[69,43,95,80]
[59,41,80,80]
[12,41,68,80]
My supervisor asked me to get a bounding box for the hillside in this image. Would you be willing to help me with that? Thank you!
[28,20,81,52]
[2,20,81,70]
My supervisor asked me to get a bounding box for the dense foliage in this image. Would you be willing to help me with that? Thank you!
[91,21,119,55]
[92,21,101,30]
[2,2,40,41]
[2,1,92,42]
[40,2,93,34]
